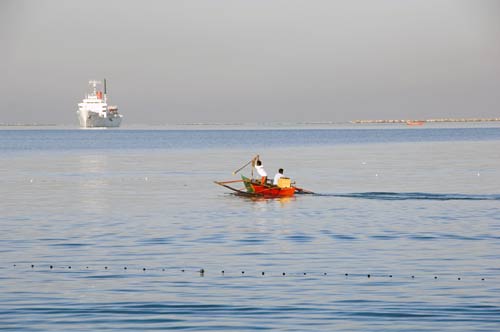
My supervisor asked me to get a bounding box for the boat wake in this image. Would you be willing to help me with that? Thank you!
[315,192,500,201]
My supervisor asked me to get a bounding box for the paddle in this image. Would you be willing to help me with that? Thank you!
[232,155,259,175]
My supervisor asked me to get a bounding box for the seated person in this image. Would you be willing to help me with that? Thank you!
[273,168,285,185]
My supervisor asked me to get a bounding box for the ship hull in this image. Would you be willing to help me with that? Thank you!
[77,109,122,128]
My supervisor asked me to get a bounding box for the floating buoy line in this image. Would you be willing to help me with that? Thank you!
[9,264,489,281]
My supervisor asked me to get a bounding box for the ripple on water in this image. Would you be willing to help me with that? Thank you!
[285,235,315,243]
[2,300,500,331]
[330,234,358,240]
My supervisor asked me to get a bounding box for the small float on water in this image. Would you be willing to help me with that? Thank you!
[214,155,313,198]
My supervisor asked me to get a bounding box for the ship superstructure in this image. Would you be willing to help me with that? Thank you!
[77,79,122,128]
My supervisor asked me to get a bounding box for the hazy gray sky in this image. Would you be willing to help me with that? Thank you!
[1,0,499,125]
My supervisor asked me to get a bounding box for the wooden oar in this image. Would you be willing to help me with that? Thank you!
[232,155,259,175]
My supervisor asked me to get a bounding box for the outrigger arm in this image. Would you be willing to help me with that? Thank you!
[213,180,255,197]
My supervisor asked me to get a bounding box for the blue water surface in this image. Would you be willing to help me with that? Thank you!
[1,127,499,331]
[1,127,500,152]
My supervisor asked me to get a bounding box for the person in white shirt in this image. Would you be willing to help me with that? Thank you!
[255,159,267,184]
[273,168,284,185]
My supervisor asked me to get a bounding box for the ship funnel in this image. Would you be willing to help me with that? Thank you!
[104,79,107,94]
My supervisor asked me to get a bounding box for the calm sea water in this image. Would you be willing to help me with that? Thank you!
[1,126,500,331]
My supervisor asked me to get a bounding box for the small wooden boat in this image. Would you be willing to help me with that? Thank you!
[215,155,314,198]
[215,176,311,198]
[406,120,425,126]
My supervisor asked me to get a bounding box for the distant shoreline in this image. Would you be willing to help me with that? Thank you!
[0,123,57,127]
[351,118,500,124]
[1,118,500,128]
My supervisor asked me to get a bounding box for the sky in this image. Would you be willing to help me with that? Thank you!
[1,0,499,125]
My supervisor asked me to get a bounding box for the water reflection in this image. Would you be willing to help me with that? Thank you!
[76,154,111,215]
[245,196,295,212]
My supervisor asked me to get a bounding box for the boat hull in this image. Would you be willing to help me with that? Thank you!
[242,176,295,197]
[406,121,425,126]
[77,109,122,128]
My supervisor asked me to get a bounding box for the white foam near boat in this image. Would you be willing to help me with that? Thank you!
[77,79,122,128]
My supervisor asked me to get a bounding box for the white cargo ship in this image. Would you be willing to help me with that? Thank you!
[77,79,122,128]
